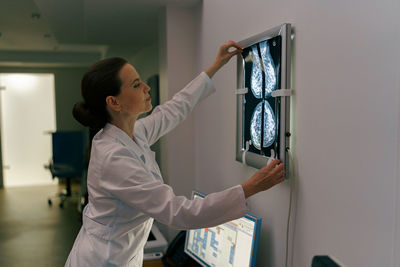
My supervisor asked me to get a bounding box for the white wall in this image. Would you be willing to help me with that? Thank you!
[162,0,400,266]
[164,4,199,196]
[156,3,202,241]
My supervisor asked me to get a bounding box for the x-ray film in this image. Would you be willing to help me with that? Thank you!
[236,24,291,173]
[242,36,281,157]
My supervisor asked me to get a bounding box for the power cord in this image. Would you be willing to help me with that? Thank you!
[285,147,295,267]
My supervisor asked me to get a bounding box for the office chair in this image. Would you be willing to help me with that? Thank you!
[45,131,85,208]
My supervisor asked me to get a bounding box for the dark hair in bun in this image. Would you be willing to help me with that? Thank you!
[72,57,128,130]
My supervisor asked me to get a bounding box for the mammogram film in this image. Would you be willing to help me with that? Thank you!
[250,101,276,149]
[245,40,277,150]
[250,41,276,99]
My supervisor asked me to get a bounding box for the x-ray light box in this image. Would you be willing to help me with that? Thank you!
[236,23,292,176]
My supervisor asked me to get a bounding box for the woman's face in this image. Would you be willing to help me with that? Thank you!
[117,63,152,117]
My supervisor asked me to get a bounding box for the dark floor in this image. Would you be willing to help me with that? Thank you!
[0,184,82,267]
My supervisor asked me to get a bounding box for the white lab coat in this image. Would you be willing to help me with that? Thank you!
[65,72,247,267]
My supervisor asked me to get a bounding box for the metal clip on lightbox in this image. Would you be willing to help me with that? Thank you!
[236,23,292,176]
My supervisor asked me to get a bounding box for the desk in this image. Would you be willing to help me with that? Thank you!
[143,259,164,267]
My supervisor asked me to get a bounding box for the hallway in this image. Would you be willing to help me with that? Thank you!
[0,185,82,267]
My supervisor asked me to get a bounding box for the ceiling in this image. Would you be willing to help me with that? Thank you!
[0,0,200,66]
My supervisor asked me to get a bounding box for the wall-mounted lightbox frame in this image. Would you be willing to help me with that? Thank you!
[236,23,292,176]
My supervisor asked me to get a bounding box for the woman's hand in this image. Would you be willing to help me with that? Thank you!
[241,159,286,198]
[205,41,243,78]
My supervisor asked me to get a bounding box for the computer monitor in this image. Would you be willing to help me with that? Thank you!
[184,191,262,267]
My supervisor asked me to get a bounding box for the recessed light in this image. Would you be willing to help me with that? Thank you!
[31,12,41,20]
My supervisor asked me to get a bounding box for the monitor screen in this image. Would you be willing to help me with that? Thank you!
[184,191,262,267]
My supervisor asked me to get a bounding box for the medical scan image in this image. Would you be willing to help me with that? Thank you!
[241,36,281,156]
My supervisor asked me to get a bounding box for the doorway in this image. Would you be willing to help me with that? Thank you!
[0,73,57,187]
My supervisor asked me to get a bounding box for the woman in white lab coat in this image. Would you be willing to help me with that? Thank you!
[66,41,285,267]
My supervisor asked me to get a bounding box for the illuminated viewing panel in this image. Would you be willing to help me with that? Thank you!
[236,23,292,174]
[243,36,280,154]
[184,191,261,267]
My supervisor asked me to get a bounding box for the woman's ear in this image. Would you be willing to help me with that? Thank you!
[105,96,121,112]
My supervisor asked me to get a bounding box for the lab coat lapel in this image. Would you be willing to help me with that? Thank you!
[103,123,143,157]
[103,123,163,182]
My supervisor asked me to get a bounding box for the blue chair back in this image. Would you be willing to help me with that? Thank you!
[51,131,85,178]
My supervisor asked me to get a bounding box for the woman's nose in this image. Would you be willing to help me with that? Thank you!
[144,83,150,92]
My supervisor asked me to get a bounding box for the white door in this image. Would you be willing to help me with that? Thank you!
[0,73,57,187]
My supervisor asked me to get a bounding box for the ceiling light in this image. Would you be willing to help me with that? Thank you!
[31,12,41,20]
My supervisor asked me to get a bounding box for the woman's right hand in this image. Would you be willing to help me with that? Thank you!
[205,41,242,79]
[241,159,285,198]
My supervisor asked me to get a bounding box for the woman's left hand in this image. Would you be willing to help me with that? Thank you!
[205,41,243,78]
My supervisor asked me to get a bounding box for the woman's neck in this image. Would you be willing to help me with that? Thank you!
[110,116,137,140]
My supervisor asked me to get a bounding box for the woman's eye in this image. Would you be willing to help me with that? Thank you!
[133,83,140,88]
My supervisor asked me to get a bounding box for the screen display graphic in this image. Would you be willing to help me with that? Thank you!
[184,192,261,267]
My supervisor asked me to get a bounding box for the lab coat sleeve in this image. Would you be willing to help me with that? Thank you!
[136,72,215,146]
[100,147,247,230]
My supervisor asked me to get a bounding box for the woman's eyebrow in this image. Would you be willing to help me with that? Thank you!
[131,78,140,85]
